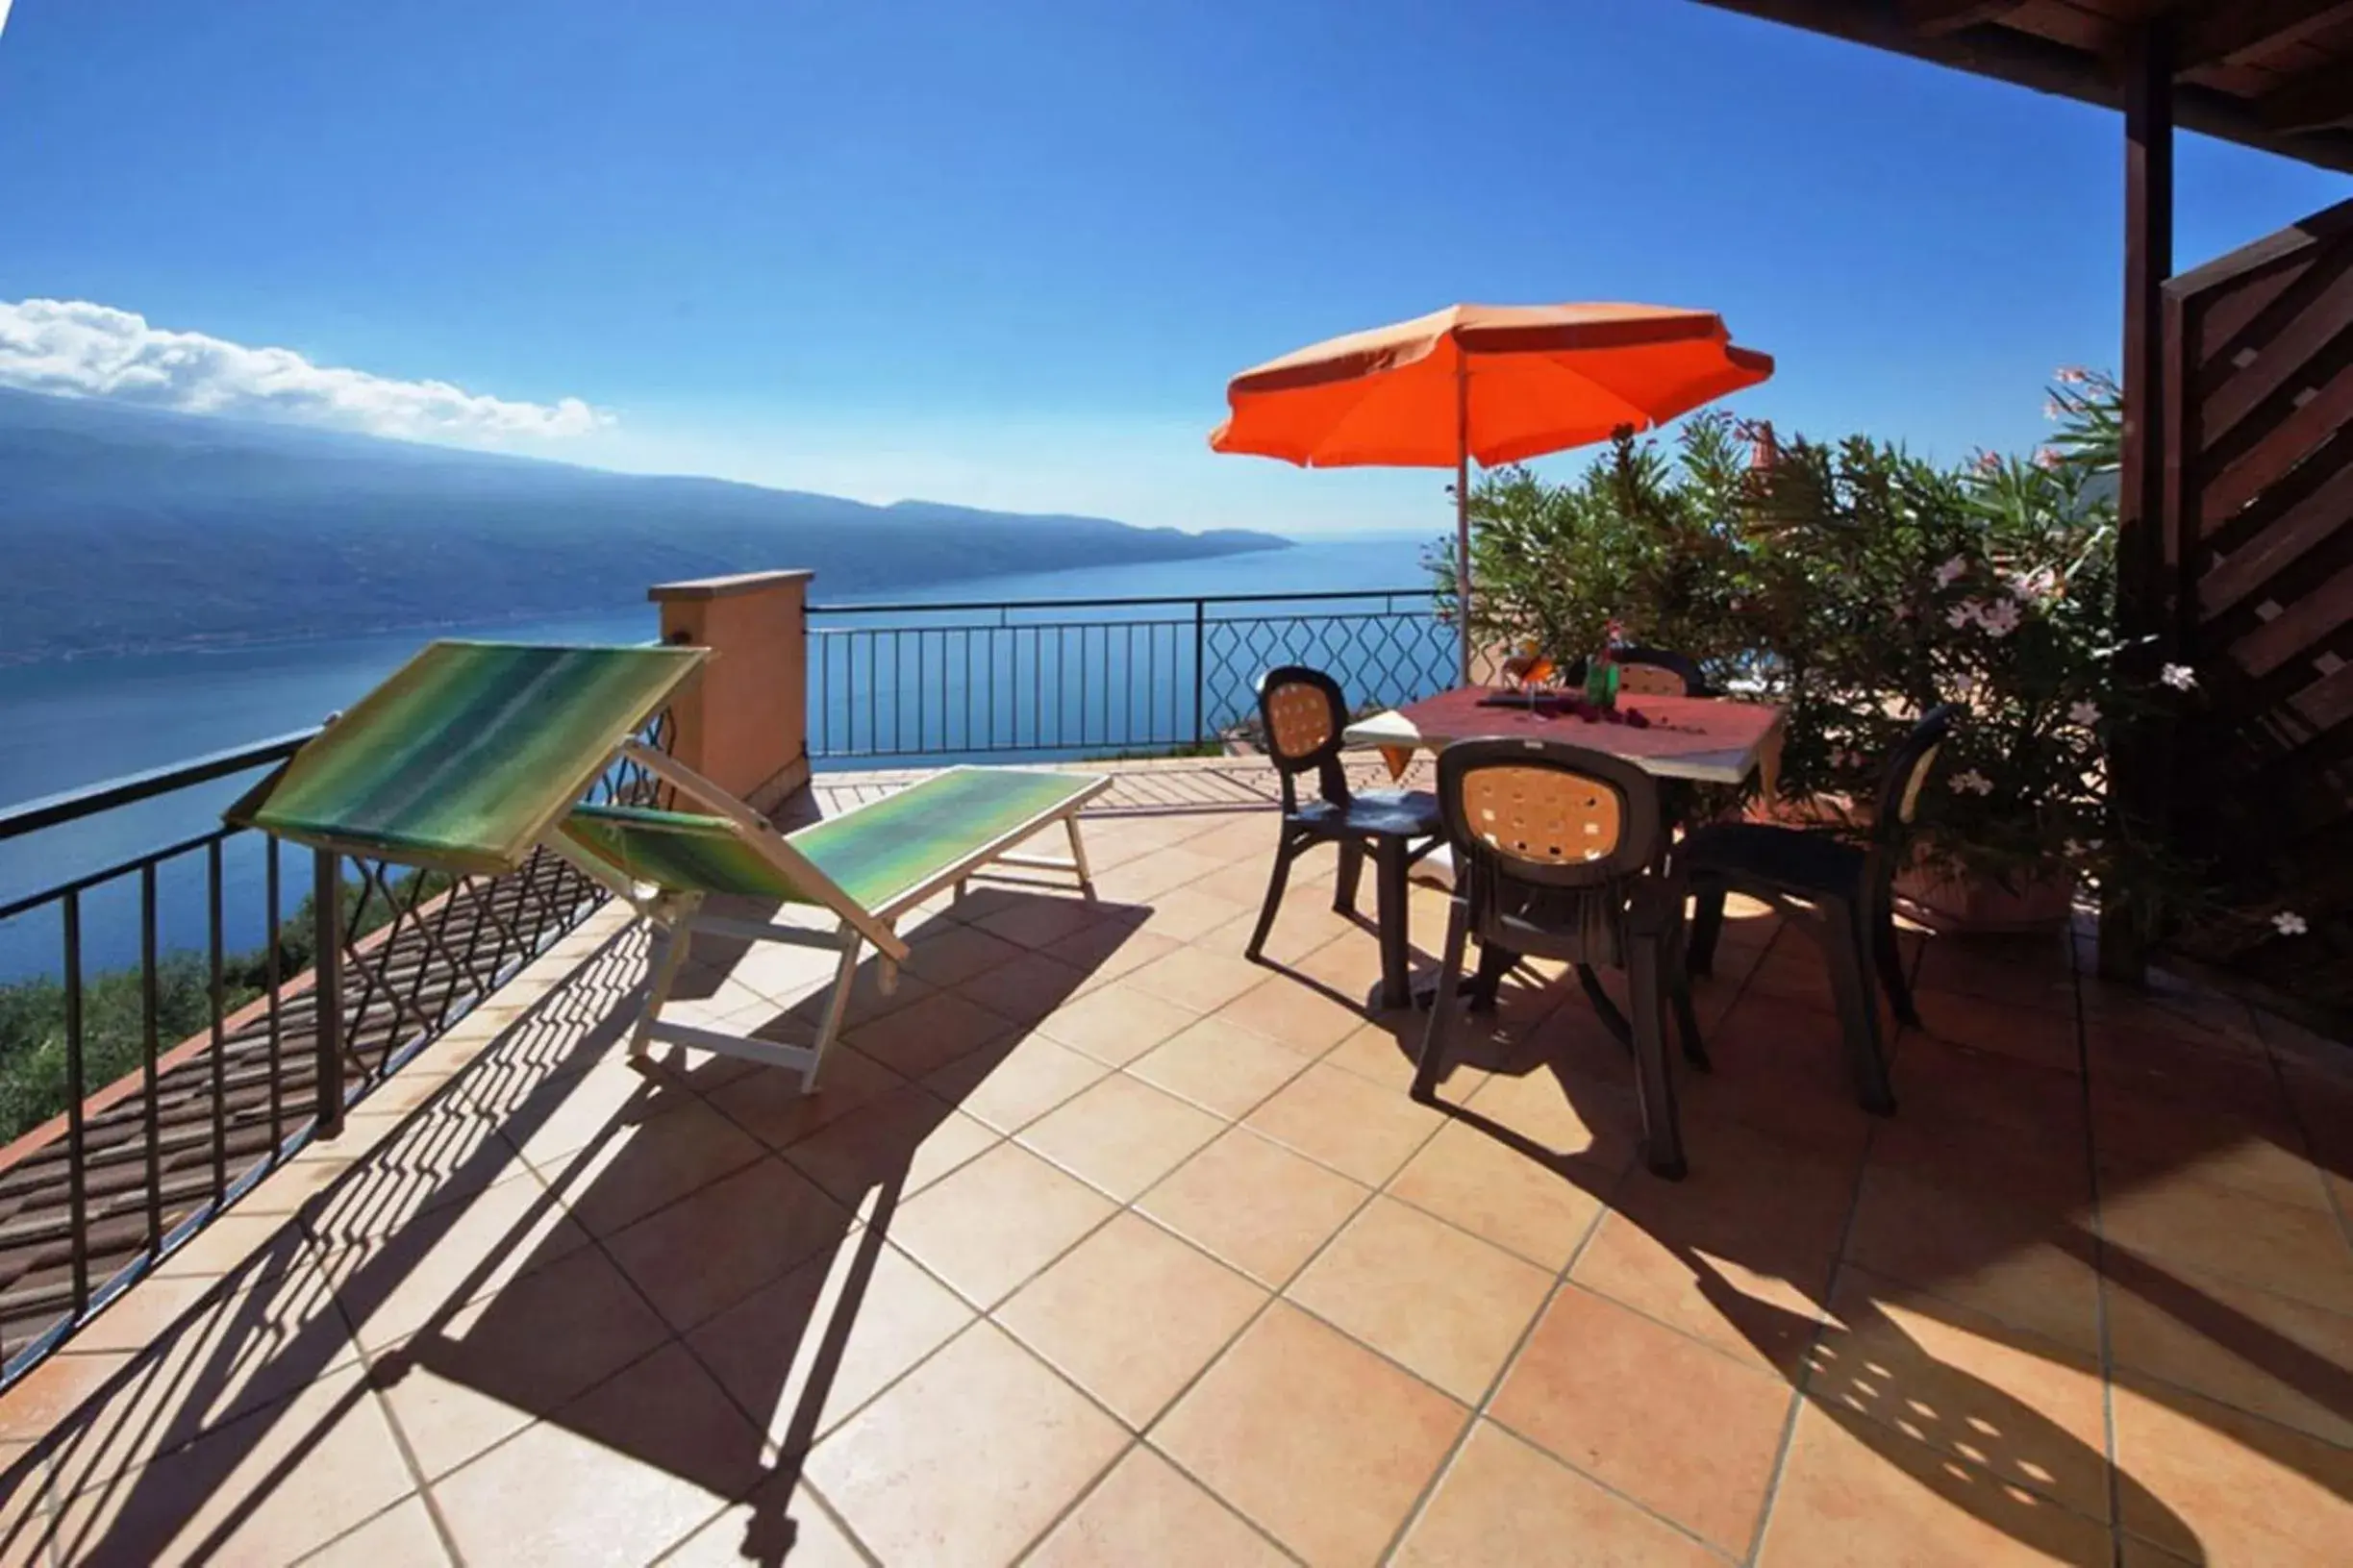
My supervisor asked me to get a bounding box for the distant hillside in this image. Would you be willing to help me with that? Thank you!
[0,389,1288,664]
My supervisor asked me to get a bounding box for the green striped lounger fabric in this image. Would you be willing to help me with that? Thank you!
[563,767,1100,912]
[226,640,705,876]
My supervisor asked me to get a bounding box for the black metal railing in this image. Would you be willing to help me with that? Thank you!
[805,587,1453,761]
[0,711,671,1385]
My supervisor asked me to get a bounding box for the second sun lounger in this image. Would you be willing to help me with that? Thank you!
[559,751,1109,1090]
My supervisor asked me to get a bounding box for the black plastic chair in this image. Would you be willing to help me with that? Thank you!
[1244,666,1441,1008]
[1681,703,1960,1115]
[1412,736,1703,1180]
[1615,647,1713,698]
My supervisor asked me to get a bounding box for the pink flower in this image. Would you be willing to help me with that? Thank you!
[1976,598,2022,637]
[2043,399,2064,420]
[1934,555,1969,589]
[2273,911,2308,937]
[1972,451,2001,476]
[1947,600,1981,630]
[2055,366,2089,385]
[2036,447,2064,469]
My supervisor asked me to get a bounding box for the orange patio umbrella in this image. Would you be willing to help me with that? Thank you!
[1210,302,1773,681]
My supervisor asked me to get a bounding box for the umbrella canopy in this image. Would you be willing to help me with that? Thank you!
[1211,302,1772,678]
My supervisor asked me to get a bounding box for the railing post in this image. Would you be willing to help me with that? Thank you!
[313,847,344,1139]
[1192,598,1208,746]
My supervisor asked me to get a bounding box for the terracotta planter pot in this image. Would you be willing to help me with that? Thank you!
[1894,859,2077,935]
[1730,793,2077,935]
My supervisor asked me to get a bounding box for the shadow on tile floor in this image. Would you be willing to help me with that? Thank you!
[0,895,1141,1566]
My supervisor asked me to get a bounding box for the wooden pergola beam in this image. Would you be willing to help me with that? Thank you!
[1682,0,2353,172]
[1899,0,2026,37]
[2106,18,2177,983]
[2178,0,2353,73]
[2261,57,2353,131]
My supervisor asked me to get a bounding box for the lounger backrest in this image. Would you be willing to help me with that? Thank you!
[225,641,706,876]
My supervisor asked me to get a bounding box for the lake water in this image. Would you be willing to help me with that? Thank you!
[0,536,1434,979]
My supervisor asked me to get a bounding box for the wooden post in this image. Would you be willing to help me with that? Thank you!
[2102,18,2174,983]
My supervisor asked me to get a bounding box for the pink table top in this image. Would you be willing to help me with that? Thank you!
[1343,686,1786,786]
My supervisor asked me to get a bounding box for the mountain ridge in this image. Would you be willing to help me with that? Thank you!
[0,388,1288,664]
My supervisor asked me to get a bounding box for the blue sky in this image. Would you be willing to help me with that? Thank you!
[0,0,2344,535]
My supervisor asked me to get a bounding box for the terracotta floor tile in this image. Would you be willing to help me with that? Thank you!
[999,1213,1267,1428]
[1463,1062,1645,1162]
[1129,1013,1311,1119]
[1288,1196,1554,1403]
[14,1268,360,1500]
[1844,1166,2102,1354]
[1205,898,1360,968]
[1126,945,1274,1015]
[2100,1176,2353,1315]
[1044,923,1181,996]
[2094,1088,2330,1212]
[703,1044,906,1151]
[603,1157,853,1332]
[1489,1285,1790,1555]
[1289,932,1408,1011]
[1386,1118,1611,1271]
[957,950,1093,1027]
[1133,885,1258,944]
[1138,1130,1371,1288]
[903,922,1033,988]
[1154,1303,1467,1567]
[536,1095,772,1239]
[2112,1381,2353,1567]
[432,1343,767,1568]
[2087,1013,2279,1104]
[969,890,1113,952]
[1910,933,2078,1015]
[372,1242,671,1479]
[1394,1419,1723,1568]
[687,1231,975,1456]
[660,1481,868,1567]
[487,1055,681,1166]
[1028,1443,1289,1567]
[321,1169,592,1352]
[1244,1060,1444,1187]
[844,988,1018,1079]
[1094,848,1230,905]
[1214,975,1369,1057]
[782,1082,1001,1208]
[1814,1269,2113,1522]
[45,1365,414,1568]
[2103,1254,2353,1448]
[1037,981,1200,1066]
[803,1322,1129,1568]
[923,1033,1109,1132]
[1915,991,2085,1075]
[1018,1074,1226,1202]
[1568,1207,1835,1379]
[301,1495,452,1567]
[1758,1402,2112,1567]
[883,1142,1117,1307]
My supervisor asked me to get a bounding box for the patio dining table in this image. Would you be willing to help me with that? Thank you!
[1337,684,1786,1008]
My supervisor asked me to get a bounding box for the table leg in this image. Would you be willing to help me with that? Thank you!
[1375,838,1412,1009]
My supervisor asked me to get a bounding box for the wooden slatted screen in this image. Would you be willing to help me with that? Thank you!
[2164,197,2353,1017]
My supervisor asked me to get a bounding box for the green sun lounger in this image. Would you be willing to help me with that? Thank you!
[228,638,1109,1091]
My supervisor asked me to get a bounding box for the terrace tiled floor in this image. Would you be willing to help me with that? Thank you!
[3,760,2352,1565]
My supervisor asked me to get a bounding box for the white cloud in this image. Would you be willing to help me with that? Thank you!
[0,297,612,442]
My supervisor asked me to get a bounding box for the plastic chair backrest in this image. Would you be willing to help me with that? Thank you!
[1256,665,1352,811]
[1439,737,1662,890]
[1615,648,1711,697]
[1873,703,1961,844]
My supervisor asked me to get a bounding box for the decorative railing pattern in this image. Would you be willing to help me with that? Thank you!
[805,588,1453,760]
[0,712,671,1381]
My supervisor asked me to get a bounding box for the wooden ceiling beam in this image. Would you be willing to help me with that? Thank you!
[1900,0,2028,36]
[2178,0,2353,72]
[2261,58,2353,130]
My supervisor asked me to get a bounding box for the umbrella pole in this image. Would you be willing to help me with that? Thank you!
[1455,362,1472,685]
